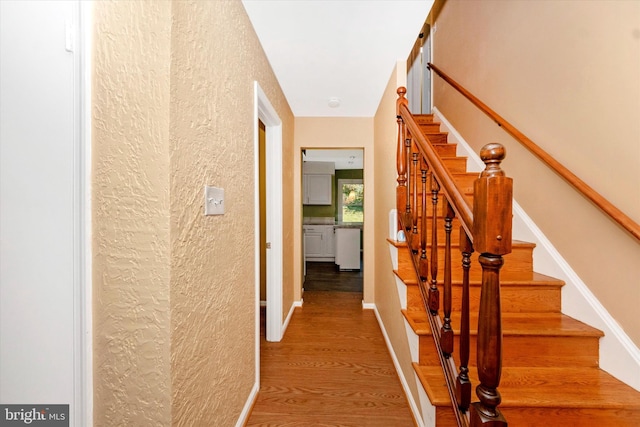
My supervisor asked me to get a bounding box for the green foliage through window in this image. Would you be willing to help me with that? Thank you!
[341,183,363,223]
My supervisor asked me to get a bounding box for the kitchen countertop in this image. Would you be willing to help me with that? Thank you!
[334,222,363,229]
[303,217,362,229]
[303,217,335,225]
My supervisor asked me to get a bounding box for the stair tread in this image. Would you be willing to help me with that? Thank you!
[413,114,435,121]
[414,364,640,409]
[393,268,564,288]
[399,238,535,250]
[402,309,603,337]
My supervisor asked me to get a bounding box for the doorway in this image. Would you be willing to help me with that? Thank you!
[301,149,364,293]
[407,25,431,114]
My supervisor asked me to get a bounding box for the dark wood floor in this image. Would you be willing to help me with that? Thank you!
[246,288,416,426]
[303,261,363,293]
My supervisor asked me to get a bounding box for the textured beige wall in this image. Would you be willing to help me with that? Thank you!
[372,63,422,412]
[294,117,375,302]
[170,1,293,424]
[92,1,172,424]
[433,0,640,344]
[93,1,295,425]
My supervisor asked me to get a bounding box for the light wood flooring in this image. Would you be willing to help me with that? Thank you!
[246,288,416,426]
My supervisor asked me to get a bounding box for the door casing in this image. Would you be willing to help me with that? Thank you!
[253,83,284,362]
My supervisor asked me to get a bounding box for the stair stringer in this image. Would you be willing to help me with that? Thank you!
[433,106,640,391]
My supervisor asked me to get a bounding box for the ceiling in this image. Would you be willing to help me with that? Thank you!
[241,0,433,117]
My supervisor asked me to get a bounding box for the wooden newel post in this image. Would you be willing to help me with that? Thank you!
[470,143,512,427]
[396,87,409,218]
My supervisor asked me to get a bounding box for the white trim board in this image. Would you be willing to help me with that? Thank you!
[79,1,93,424]
[235,383,259,427]
[251,82,285,427]
[282,300,303,336]
[433,106,640,391]
[253,82,284,351]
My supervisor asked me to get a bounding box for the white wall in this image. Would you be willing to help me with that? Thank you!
[0,1,87,424]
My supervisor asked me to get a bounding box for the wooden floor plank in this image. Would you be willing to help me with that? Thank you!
[246,288,416,426]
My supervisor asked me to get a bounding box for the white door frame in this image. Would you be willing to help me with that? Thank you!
[253,82,284,363]
[78,1,93,424]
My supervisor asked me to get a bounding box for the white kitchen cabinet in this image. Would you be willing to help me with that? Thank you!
[324,226,335,257]
[303,227,324,258]
[303,161,334,205]
[335,227,361,270]
[303,174,332,205]
[303,225,335,261]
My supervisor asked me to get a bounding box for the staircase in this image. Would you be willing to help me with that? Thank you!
[390,112,640,426]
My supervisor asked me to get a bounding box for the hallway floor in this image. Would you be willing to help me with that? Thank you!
[303,261,363,293]
[246,290,416,426]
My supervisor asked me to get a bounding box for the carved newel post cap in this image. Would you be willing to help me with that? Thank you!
[396,87,408,116]
[480,143,506,177]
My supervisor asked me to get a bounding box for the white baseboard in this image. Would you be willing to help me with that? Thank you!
[282,299,303,336]
[235,382,259,427]
[370,304,426,427]
[362,302,376,310]
[433,106,640,391]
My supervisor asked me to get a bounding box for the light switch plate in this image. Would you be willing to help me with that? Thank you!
[204,186,224,215]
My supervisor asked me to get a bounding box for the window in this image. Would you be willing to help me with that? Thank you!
[337,179,363,223]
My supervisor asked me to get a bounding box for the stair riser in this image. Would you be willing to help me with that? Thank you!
[418,335,441,366]
[413,115,435,124]
[430,406,640,427]
[422,133,449,144]
[435,406,458,426]
[402,218,464,243]
[408,173,477,196]
[406,283,562,313]
[413,319,599,368]
[419,123,442,132]
[399,245,534,279]
[431,144,458,157]
[450,285,561,313]
[419,334,599,369]
[457,335,600,368]
[405,156,467,176]
[406,285,423,311]
[497,408,640,427]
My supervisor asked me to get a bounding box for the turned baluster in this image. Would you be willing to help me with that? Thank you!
[470,143,512,427]
[419,157,429,281]
[404,137,413,231]
[411,150,420,253]
[441,202,455,357]
[428,174,440,314]
[396,88,408,218]
[456,231,473,413]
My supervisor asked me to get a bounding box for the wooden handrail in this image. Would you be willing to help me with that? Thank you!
[398,102,475,240]
[428,62,640,241]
